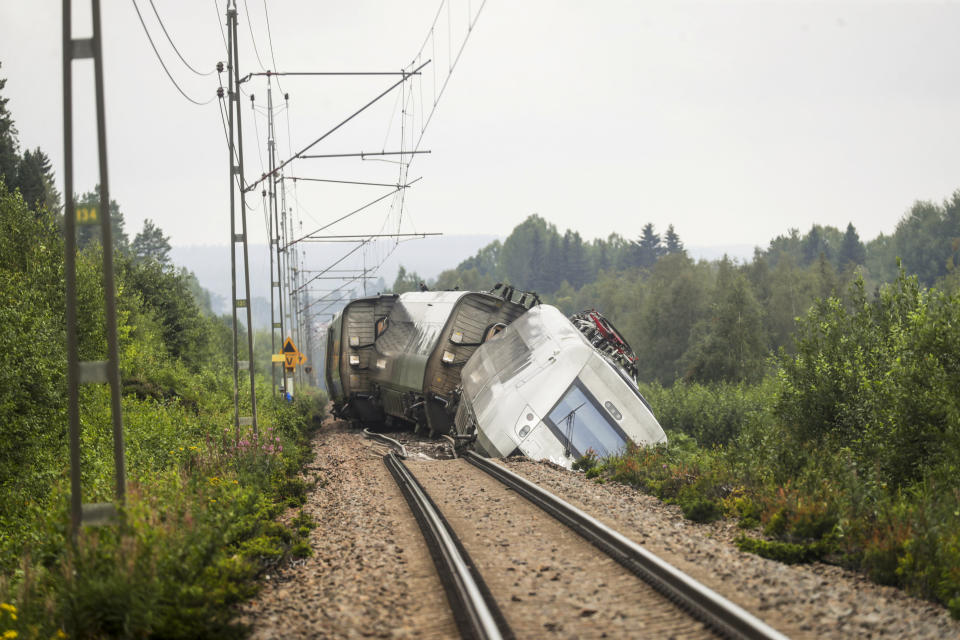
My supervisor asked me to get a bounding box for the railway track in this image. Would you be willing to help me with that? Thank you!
[384,452,513,640]
[383,444,789,640]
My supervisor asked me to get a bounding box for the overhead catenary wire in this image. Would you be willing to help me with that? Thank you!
[241,0,268,71]
[249,96,267,176]
[217,92,256,211]
[285,178,422,249]
[392,0,488,235]
[147,0,216,76]
[258,3,487,348]
[261,0,285,93]
[213,0,229,55]
[245,59,430,193]
[131,0,216,105]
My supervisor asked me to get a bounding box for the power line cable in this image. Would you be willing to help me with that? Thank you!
[131,0,215,105]
[217,94,257,211]
[250,98,267,176]
[213,0,229,55]
[262,0,285,92]
[241,0,268,71]
[394,0,488,233]
[147,0,216,76]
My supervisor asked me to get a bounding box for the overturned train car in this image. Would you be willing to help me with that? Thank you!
[326,286,536,436]
[454,305,666,468]
[326,288,667,468]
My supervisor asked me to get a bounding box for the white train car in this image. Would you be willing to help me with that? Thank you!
[454,305,667,468]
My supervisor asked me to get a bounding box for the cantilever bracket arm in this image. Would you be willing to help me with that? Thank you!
[244,59,431,193]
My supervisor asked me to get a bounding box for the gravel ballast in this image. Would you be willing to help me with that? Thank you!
[409,457,716,639]
[237,420,457,639]
[498,457,960,640]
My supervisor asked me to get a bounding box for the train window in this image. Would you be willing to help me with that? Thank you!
[375,316,389,338]
[543,380,630,459]
[484,323,507,342]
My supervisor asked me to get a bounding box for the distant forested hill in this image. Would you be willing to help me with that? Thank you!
[389,201,960,385]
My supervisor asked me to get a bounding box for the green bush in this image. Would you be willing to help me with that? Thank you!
[639,380,775,448]
[736,536,832,564]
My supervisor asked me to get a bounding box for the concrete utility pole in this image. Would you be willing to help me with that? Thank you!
[266,79,285,397]
[280,175,294,394]
[226,0,258,433]
[63,0,127,538]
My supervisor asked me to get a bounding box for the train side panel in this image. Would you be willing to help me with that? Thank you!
[325,318,343,400]
[419,292,531,434]
[369,292,469,428]
[330,294,398,423]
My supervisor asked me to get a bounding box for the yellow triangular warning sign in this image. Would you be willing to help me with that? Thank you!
[282,337,298,353]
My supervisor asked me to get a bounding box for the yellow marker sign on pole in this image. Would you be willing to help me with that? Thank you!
[271,353,285,363]
[76,206,98,225]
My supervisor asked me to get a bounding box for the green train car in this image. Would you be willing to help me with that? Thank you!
[325,286,537,435]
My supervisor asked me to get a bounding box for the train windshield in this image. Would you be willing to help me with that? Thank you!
[544,380,629,459]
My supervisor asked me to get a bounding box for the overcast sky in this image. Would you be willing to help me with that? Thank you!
[2,1,960,263]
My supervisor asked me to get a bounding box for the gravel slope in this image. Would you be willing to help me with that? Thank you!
[498,458,960,640]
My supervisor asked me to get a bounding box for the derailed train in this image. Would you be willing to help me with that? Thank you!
[325,286,666,468]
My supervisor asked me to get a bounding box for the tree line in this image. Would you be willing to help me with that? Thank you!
[391,196,960,386]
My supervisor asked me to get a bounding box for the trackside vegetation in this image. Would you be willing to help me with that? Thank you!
[0,180,325,638]
[575,273,960,618]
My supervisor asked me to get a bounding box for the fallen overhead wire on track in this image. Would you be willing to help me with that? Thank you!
[363,429,408,459]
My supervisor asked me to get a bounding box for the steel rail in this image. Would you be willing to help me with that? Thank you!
[383,452,512,640]
[462,451,789,640]
[363,428,408,459]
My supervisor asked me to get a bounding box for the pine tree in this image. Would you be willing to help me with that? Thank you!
[685,259,767,383]
[664,224,683,254]
[592,238,610,274]
[541,232,562,292]
[133,218,172,264]
[0,65,19,187]
[802,225,831,265]
[637,222,663,268]
[563,230,588,288]
[17,148,59,212]
[838,222,866,267]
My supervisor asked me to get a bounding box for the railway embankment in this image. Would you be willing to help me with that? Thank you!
[242,420,960,638]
